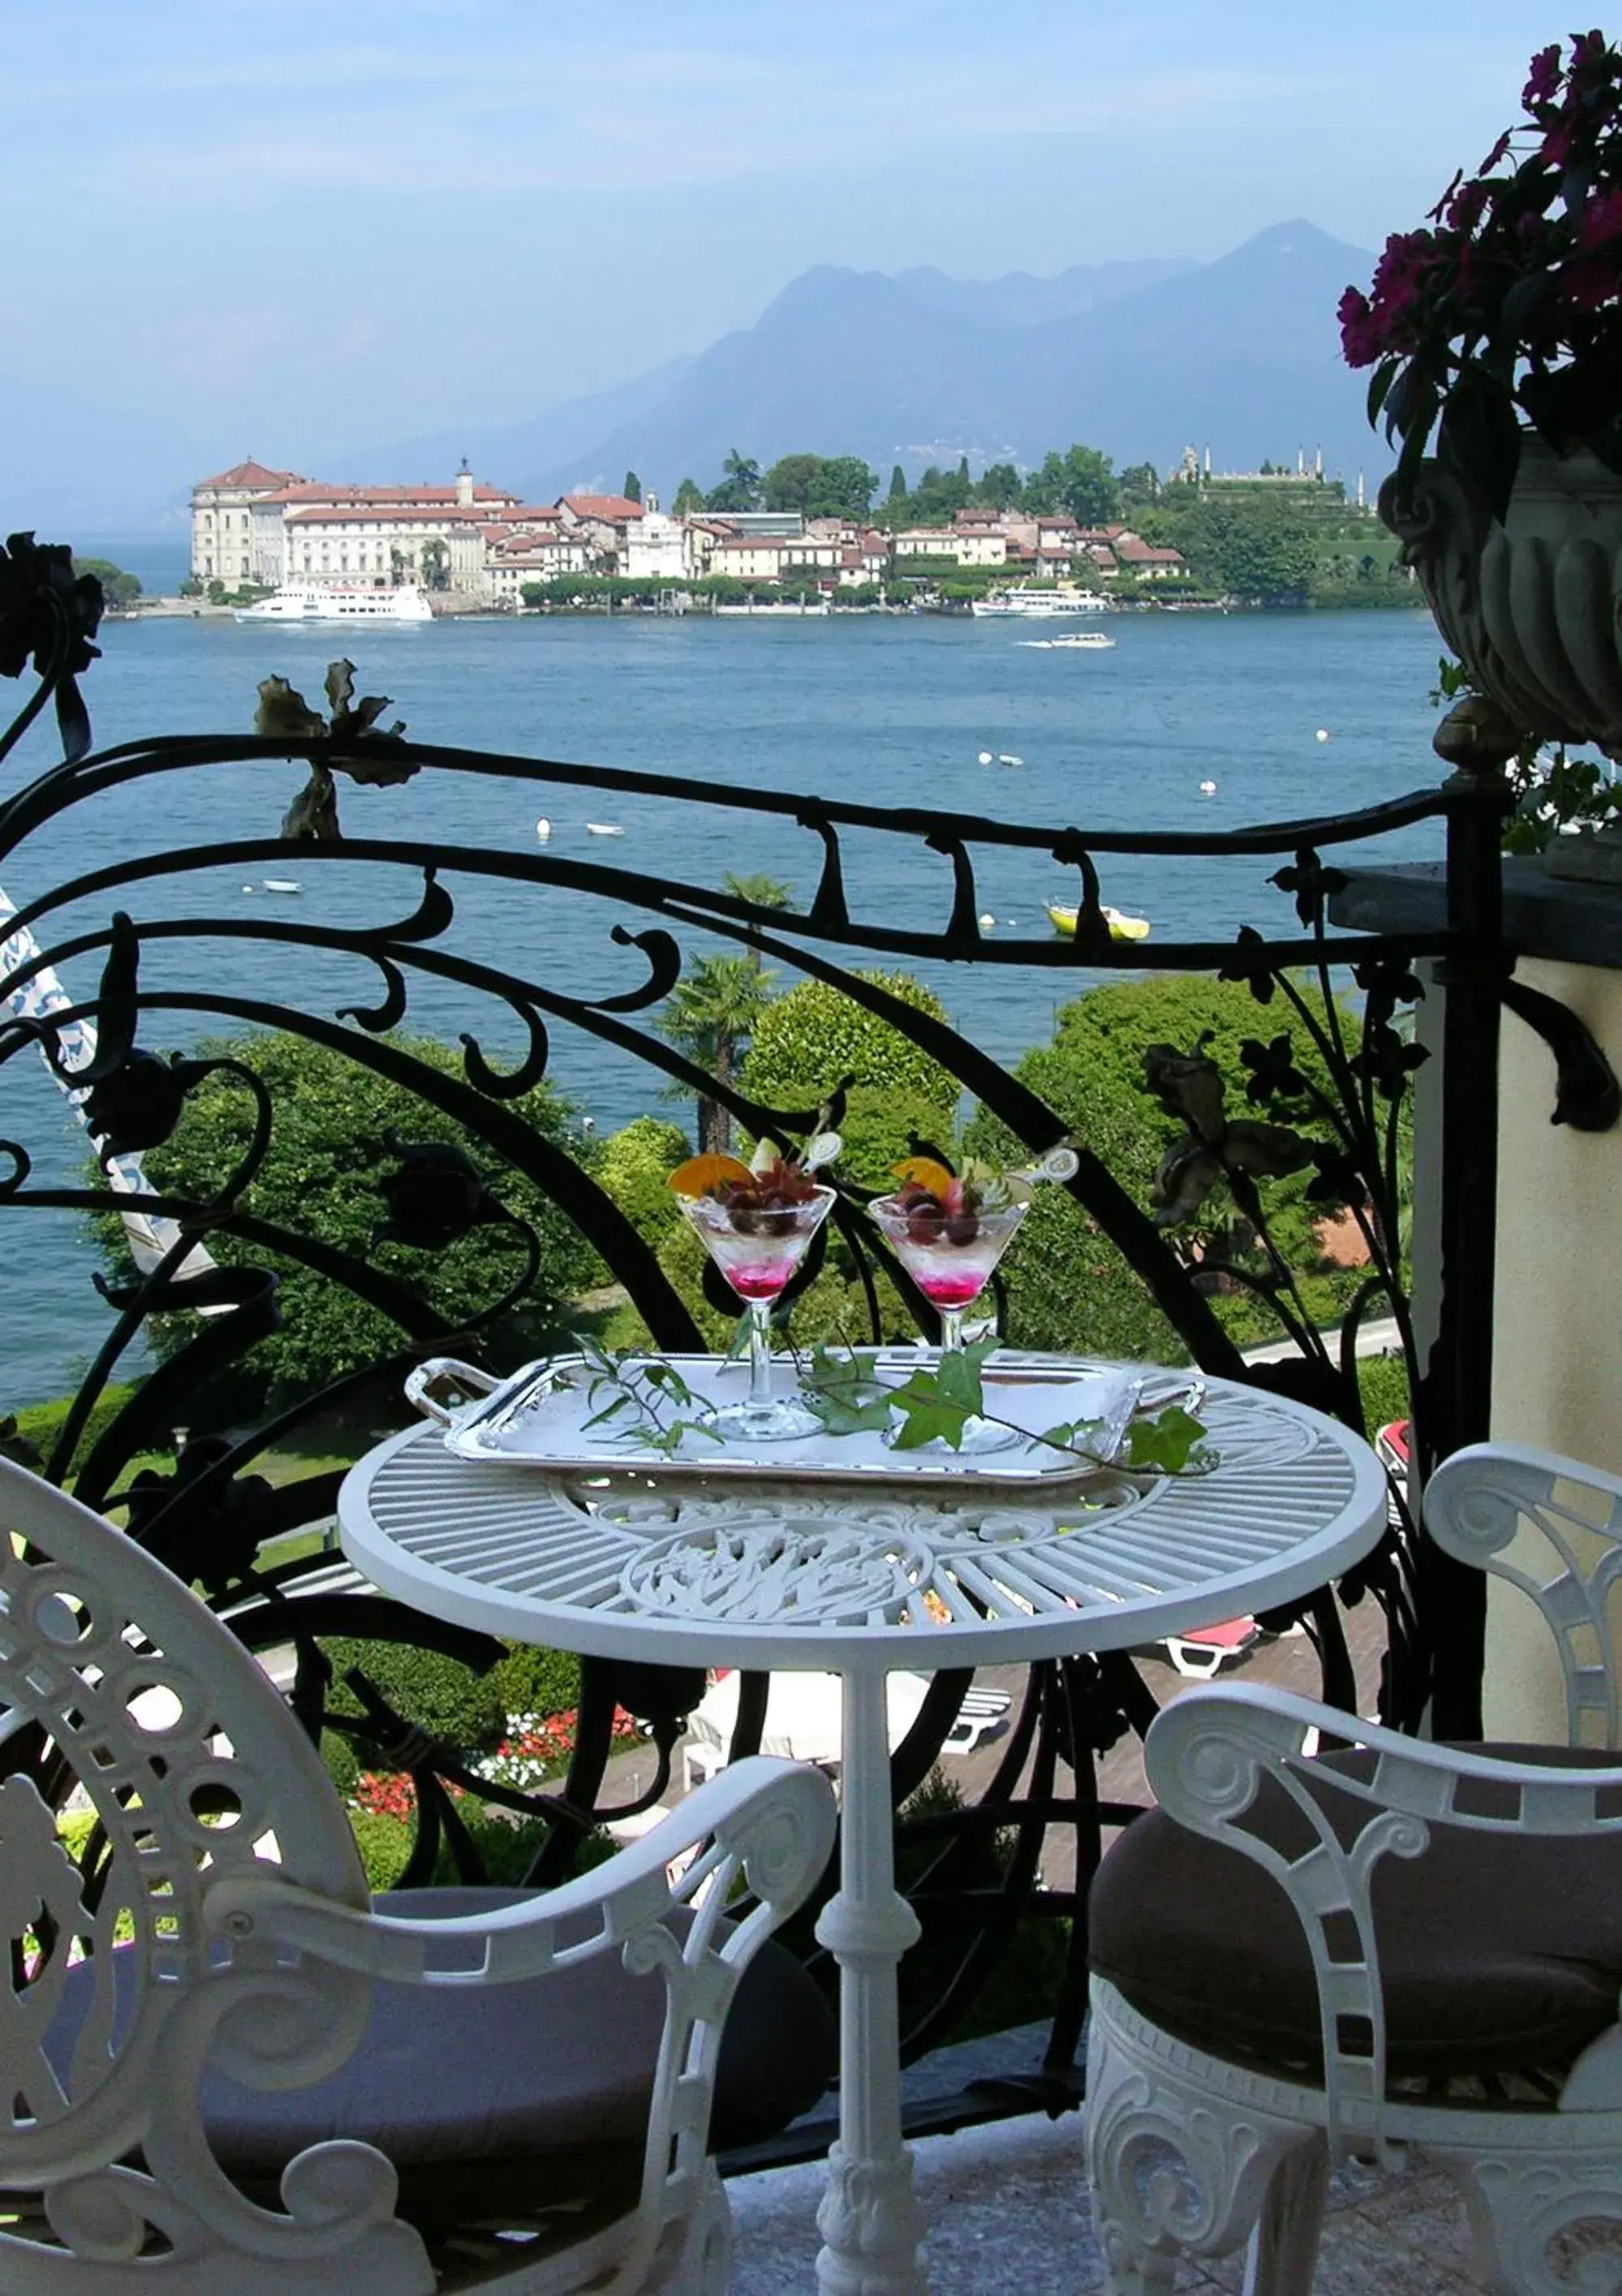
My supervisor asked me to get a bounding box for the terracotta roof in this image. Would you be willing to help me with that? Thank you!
[268,481,515,508]
[560,493,645,522]
[285,506,486,528]
[488,502,561,523]
[196,459,306,493]
[1115,536,1184,564]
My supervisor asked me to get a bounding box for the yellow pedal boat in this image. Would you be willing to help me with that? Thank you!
[1046,902,1151,941]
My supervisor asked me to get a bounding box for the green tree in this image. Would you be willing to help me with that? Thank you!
[723,871,793,971]
[595,1115,691,1246]
[888,463,909,504]
[1118,461,1159,508]
[114,1032,596,1405]
[706,450,763,513]
[657,954,773,1153]
[741,971,960,1187]
[974,463,1022,510]
[807,456,880,520]
[763,453,825,515]
[622,470,643,504]
[672,477,705,515]
[962,975,1359,1359]
[72,557,141,606]
[418,536,450,590]
[1022,444,1119,524]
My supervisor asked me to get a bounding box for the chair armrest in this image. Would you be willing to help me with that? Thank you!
[1424,1440,1622,1749]
[1143,1684,1622,2158]
[203,1754,835,1986]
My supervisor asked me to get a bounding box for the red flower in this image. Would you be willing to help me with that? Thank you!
[1561,251,1622,311]
[1337,285,1383,367]
[1478,130,1513,174]
[1524,42,1564,108]
[1579,186,1622,249]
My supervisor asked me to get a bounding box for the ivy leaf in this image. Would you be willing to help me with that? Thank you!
[886,1381,974,1450]
[1125,1405,1207,1474]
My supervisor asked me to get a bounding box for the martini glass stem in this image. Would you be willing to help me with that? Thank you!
[746,1299,776,1407]
[938,1305,965,1356]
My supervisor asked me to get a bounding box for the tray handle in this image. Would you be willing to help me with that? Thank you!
[404,1357,500,1427]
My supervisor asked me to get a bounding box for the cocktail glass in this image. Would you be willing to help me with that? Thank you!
[679,1184,836,1441]
[868,1194,1028,1452]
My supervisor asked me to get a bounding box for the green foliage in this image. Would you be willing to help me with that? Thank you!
[489,1643,582,1720]
[346,1801,568,1893]
[116,1030,596,1405]
[179,575,204,598]
[671,477,705,515]
[7,1381,142,1475]
[741,971,959,1131]
[622,469,642,503]
[659,954,773,1153]
[73,557,141,605]
[595,1116,691,1246]
[964,974,1360,1361]
[705,449,763,513]
[321,1635,506,1753]
[1357,1351,1410,1435]
[762,452,880,519]
[1137,491,1318,602]
[1020,442,1120,524]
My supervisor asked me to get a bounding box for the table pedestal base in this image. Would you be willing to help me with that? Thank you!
[814,1671,927,2296]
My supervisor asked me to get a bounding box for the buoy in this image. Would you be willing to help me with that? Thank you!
[1315,728,1331,743]
[241,884,256,894]
[978,912,996,930]
[535,817,552,841]
[1199,779,1217,797]
[585,823,625,837]
[978,750,993,765]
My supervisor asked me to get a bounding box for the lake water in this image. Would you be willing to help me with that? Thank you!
[2,604,1447,1404]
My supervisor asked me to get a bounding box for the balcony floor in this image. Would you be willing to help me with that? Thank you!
[728,2113,1486,2293]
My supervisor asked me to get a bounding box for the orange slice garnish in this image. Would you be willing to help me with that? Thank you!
[668,1152,755,1199]
[891,1156,955,1200]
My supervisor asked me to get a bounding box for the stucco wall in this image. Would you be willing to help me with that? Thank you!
[1484,952,1622,1738]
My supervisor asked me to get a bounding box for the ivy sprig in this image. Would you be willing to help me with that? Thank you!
[574,1338,723,1458]
[799,1342,1211,1473]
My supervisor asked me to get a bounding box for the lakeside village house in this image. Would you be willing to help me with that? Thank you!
[190,460,1194,604]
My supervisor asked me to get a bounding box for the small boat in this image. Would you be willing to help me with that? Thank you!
[585,822,625,837]
[262,878,303,895]
[998,752,1024,768]
[1047,903,1151,942]
[1018,631,1116,650]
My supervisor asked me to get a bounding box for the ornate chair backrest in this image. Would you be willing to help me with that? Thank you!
[0,1454,370,2208]
[1424,1441,1622,1750]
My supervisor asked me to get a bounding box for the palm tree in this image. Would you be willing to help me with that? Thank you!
[723,872,793,972]
[707,450,763,515]
[657,952,772,1153]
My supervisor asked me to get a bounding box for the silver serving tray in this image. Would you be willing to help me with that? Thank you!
[403,1350,1148,1491]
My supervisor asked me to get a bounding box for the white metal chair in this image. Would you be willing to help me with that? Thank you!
[1084,1441,1622,2294]
[0,1454,837,2294]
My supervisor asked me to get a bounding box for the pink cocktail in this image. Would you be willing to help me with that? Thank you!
[679,1184,836,1440]
[867,1194,1028,1355]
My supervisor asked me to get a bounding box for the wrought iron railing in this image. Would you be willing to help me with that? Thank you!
[1,541,1603,2137]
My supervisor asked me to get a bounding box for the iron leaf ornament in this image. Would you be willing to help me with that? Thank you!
[1142,1035,1314,1228]
[256,658,415,842]
[0,533,103,764]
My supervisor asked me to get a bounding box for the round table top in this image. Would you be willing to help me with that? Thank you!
[337,1359,1389,1674]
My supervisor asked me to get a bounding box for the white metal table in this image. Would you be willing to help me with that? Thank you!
[338,1358,1388,2296]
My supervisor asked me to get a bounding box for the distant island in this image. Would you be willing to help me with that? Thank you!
[183,439,1410,618]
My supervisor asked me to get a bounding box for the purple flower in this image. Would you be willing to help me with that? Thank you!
[1337,285,1383,367]
[1445,179,1490,234]
[1524,42,1563,108]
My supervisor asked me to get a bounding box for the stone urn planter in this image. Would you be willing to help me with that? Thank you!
[1380,436,1622,756]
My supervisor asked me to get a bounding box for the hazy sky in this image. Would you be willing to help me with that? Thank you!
[0,2,1581,493]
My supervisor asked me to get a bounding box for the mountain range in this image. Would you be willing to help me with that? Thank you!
[468,219,1383,506]
[13,219,1384,534]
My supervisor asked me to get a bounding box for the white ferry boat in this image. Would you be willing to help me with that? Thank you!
[971,587,1109,619]
[1020,631,1116,649]
[234,586,434,625]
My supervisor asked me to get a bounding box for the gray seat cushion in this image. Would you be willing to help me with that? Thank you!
[1090,1744,1622,2083]
[52,1886,834,2235]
